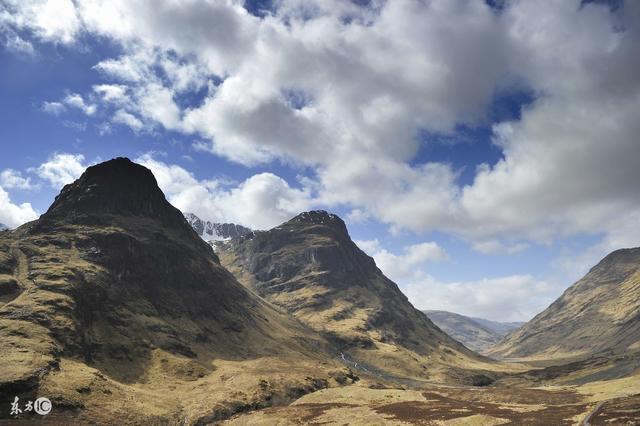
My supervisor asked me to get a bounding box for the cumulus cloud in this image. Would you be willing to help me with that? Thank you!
[63,93,97,115]
[3,0,640,253]
[3,33,35,54]
[34,153,88,189]
[42,101,66,115]
[92,84,128,103]
[1,0,80,44]
[0,169,36,190]
[0,186,38,228]
[471,240,529,256]
[404,274,554,322]
[43,94,97,116]
[137,154,313,229]
[112,109,144,132]
[356,239,448,282]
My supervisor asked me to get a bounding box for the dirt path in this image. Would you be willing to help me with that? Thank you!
[582,400,605,426]
[0,245,31,306]
[10,244,32,290]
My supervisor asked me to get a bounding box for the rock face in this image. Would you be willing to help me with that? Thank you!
[216,210,490,382]
[184,212,251,240]
[424,311,521,353]
[0,158,338,423]
[488,248,640,360]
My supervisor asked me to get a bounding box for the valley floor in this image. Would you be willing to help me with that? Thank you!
[223,373,640,425]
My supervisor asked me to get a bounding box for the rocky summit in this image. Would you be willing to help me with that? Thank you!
[488,247,640,361]
[215,210,495,384]
[0,158,343,424]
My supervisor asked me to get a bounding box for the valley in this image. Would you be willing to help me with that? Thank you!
[0,158,638,425]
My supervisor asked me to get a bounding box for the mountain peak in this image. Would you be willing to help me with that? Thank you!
[286,210,348,234]
[40,157,183,227]
[290,210,340,222]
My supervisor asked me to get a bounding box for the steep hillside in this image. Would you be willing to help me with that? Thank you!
[488,248,640,360]
[424,310,517,352]
[0,158,343,423]
[215,211,497,383]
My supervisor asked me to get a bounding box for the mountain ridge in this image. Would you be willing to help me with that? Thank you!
[215,210,499,384]
[423,310,522,352]
[184,212,251,241]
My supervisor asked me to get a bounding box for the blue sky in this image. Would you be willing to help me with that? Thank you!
[1,0,639,322]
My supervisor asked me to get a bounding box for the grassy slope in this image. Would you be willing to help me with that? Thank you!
[216,212,510,385]
[488,248,640,360]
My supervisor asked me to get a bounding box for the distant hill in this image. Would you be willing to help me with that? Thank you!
[215,210,495,383]
[469,317,524,336]
[424,310,522,352]
[0,223,7,231]
[488,247,640,360]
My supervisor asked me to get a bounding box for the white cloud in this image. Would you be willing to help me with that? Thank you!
[354,238,381,255]
[356,239,448,282]
[0,169,36,190]
[93,84,128,103]
[34,153,88,189]
[43,93,97,116]
[63,93,97,115]
[137,154,313,229]
[1,0,81,44]
[137,83,181,129]
[3,33,35,54]
[405,274,554,323]
[112,109,144,132]
[471,240,529,256]
[0,186,38,228]
[42,101,66,115]
[3,0,640,254]
[553,210,640,284]
[346,208,370,224]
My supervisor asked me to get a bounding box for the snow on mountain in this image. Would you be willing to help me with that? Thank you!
[184,212,251,241]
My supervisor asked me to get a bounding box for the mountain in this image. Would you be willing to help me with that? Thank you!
[0,158,343,423]
[423,310,521,352]
[214,210,496,383]
[488,248,640,360]
[184,212,251,240]
[470,317,524,336]
[0,224,7,231]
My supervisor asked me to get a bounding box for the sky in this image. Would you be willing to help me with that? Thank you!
[1,0,639,322]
